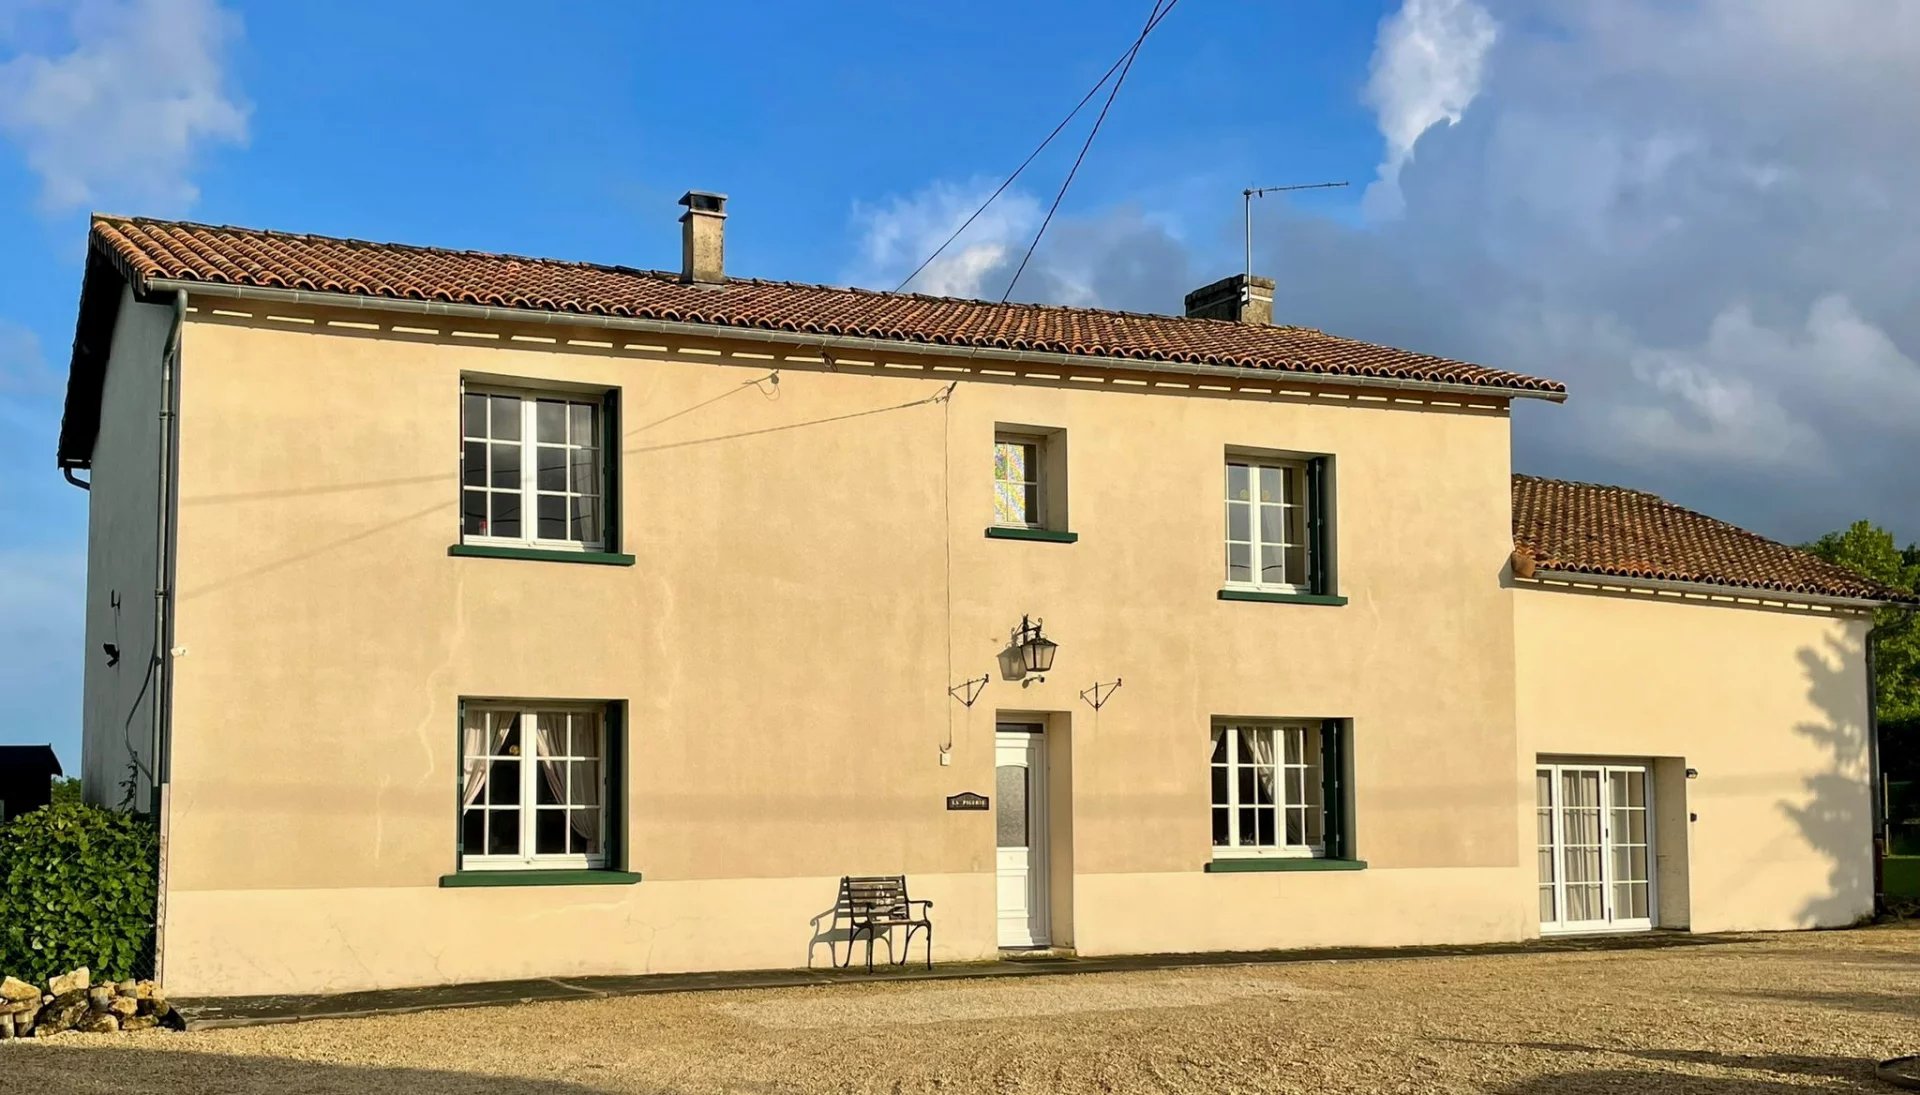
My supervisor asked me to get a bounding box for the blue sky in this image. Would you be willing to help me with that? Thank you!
[4,0,1919,766]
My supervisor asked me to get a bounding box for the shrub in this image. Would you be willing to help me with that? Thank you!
[0,803,158,982]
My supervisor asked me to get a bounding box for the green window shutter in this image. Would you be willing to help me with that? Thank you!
[455,698,467,858]
[1321,718,1346,860]
[601,389,622,553]
[1306,457,1330,595]
[606,701,626,872]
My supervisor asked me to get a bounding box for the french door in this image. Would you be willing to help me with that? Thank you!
[1536,762,1654,933]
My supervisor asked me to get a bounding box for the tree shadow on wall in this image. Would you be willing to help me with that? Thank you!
[1783,633,1876,928]
[0,1041,795,1095]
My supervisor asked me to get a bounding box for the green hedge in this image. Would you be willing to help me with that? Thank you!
[0,803,158,982]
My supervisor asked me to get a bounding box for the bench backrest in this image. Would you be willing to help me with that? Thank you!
[840,874,909,915]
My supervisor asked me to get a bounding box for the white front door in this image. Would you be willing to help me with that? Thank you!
[996,726,1049,948]
[1537,761,1655,933]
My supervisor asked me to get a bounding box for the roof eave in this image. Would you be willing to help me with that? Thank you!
[1519,567,1907,612]
[145,277,1569,403]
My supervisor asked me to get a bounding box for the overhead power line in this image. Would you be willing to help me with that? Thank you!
[893,0,1182,295]
[1001,0,1174,302]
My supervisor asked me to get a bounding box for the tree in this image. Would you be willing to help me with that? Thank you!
[1804,520,1920,726]
[50,777,81,807]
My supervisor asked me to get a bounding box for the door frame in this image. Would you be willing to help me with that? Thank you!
[1537,758,1657,935]
[995,724,1050,948]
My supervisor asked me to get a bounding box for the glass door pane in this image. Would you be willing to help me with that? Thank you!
[1558,769,1605,925]
[1535,769,1557,925]
[1607,767,1652,923]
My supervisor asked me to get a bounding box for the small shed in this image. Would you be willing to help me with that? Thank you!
[0,745,63,821]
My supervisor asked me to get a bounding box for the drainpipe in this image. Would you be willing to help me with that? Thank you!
[149,289,185,982]
[63,467,91,490]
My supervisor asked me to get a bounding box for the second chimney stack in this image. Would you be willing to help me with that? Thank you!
[679,190,728,285]
[1183,273,1274,325]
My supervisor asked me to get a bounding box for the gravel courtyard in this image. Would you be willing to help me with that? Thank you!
[4,925,1917,1094]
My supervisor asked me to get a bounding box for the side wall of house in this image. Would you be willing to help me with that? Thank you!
[159,305,1527,996]
[1514,584,1875,933]
[78,287,173,810]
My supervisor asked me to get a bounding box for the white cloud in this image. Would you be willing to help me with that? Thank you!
[1361,0,1498,218]
[0,0,248,212]
[850,180,1043,300]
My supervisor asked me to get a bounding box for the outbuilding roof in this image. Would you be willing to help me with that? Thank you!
[1511,474,1916,604]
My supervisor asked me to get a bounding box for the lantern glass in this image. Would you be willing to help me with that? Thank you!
[1024,636,1058,674]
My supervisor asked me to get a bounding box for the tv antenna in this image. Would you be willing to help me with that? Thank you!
[1243,181,1348,290]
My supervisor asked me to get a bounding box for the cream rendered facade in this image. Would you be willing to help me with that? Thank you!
[74,293,1875,997]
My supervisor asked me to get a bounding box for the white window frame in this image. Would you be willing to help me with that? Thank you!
[1224,457,1312,593]
[460,702,610,872]
[461,384,607,553]
[992,432,1047,529]
[1211,721,1325,859]
[1536,760,1656,934]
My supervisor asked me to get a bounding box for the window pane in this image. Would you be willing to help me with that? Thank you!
[487,759,520,805]
[537,447,567,492]
[462,810,484,853]
[1226,463,1249,500]
[1539,886,1557,922]
[1209,729,1227,765]
[1257,465,1281,503]
[1227,502,1250,542]
[1238,765,1256,808]
[463,442,486,487]
[571,498,601,543]
[1226,542,1251,583]
[490,443,520,489]
[570,808,602,855]
[491,492,521,538]
[994,481,1025,525]
[490,395,520,440]
[536,400,567,444]
[1285,543,1308,586]
[570,449,601,498]
[1283,729,1302,765]
[1212,807,1231,846]
[535,808,568,854]
[488,809,520,854]
[570,403,597,447]
[1256,808,1276,846]
[1285,808,1303,845]
[995,765,1028,848]
[538,495,567,541]
[1260,505,1286,547]
[463,392,487,438]
[1238,807,1257,845]
[1211,763,1228,807]
[463,489,487,536]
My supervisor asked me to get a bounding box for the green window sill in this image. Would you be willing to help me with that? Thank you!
[439,869,643,888]
[1205,858,1368,873]
[984,527,1079,544]
[448,544,636,567]
[1217,588,1348,606]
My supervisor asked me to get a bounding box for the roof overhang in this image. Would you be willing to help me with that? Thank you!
[1518,568,1905,613]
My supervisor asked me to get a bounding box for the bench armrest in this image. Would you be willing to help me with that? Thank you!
[909,898,934,911]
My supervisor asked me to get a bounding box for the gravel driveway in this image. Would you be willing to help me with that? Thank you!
[5,924,1917,1093]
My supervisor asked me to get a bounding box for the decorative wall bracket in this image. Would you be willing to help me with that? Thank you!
[948,674,989,707]
[1080,677,1123,711]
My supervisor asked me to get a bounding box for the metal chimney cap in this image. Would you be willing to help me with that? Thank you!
[678,190,729,214]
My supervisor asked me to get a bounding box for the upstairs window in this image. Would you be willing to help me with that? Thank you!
[993,433,1045,528]
[462,386,612,551]
[1224,455,1330,593]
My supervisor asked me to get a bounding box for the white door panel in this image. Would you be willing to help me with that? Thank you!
[1537,761,1655,934]
[996,728,1049,948]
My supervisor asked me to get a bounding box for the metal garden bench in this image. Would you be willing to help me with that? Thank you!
[834,875,933,972]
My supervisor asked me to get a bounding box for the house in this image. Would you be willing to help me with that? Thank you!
[56,196,1915,997]
[0,745,62,821]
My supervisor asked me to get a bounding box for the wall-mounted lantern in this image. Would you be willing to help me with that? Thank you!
[1012,615,1058,683]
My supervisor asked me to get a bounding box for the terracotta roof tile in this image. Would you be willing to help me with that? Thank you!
[85,215,1566,397]
[1511,475,1916,603]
